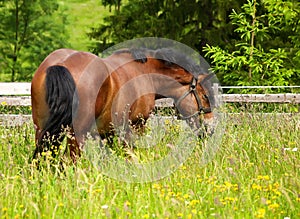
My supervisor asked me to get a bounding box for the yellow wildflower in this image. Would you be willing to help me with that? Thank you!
[189,199,200,206]
[233,184,239,191]
[252,183,262,191]
[268,203,279,211]
[224,197,237,202]
[142,214,149,219]
[93,189,102,194]
[257,175,270,181]
[167,191,175,197]
[273,191,281,196]
[177,212,183,218]
[273,182,280,189]
[176,192,182,198]
[256,208,266,218]
[266,200,272,205]
[183,194,189,199]
[180,165,187,170]
[152,183,161,190]
[224,181,232,187]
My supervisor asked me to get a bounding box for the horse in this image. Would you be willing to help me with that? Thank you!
[31,47,215,162]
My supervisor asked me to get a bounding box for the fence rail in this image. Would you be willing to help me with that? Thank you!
[0,83,299,125]
[1,83,299,106]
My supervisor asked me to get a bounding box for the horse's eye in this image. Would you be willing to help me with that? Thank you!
[203,94,208,100]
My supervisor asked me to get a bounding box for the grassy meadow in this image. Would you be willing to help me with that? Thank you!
[0,110,299,219]
[63,0,112,51]
[1,1,299,218]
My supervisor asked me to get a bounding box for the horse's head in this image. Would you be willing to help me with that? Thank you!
[152,48,216,137]
[118,47,217,137]
[175,73,216,137]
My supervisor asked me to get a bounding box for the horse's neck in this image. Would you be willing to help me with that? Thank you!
[150,72,187,100]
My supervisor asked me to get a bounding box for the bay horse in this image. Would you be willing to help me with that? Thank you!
[31,48,215,162]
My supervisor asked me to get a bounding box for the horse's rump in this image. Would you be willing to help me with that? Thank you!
[33,65,78,158]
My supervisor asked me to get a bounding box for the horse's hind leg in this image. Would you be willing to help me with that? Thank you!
[31,128,42,162]
[66,135,82,163]
[66,116,94,163]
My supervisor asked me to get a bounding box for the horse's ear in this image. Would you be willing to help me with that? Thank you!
[173,69,193,83]
[198,73,214,83]
[197,74,207,82]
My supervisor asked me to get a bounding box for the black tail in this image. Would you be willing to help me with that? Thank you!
[33,65,78,158]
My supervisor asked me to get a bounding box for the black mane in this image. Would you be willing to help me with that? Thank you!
[155,48,207,77]
[114,48,148,63]
[115,48,206,77]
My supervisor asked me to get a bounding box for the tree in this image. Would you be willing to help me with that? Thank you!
[0,0,69,81]
[88,0,243,55]
[88,0,300,88]
[204,0,300,89]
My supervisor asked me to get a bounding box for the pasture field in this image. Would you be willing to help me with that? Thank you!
[63,0,112,51]
[0,111,299,218]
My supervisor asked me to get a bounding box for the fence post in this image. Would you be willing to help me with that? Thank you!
[213,83,220,107]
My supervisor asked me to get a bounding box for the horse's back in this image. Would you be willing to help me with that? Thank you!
[33,48,98,79]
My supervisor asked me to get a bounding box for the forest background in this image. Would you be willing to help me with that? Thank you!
[0,0,299,89]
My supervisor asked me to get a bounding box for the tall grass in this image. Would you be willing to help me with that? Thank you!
[0,110,299,218]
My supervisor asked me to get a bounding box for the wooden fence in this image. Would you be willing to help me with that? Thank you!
[0,83,299,125]
[1,83,299,106]
[0,83,31,106]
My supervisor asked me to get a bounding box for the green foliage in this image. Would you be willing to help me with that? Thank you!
[1,0,299,87]
[88,0,242,54]
[204,0,300,89]
[89,0,300,87]
[225,102,299,113]
[0,0,69,81]
[0,104,31,114]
